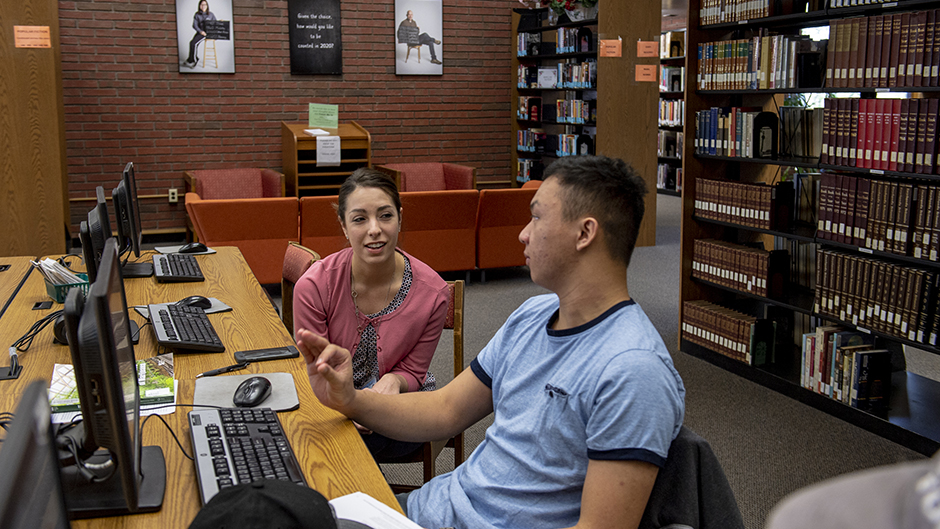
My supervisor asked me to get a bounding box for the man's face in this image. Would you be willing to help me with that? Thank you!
[519,178,580,290]
[406,10,413,20]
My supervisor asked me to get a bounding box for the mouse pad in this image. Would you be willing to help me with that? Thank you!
[134,298,233,319]
[154,244,217,255]
[193,372,299,411]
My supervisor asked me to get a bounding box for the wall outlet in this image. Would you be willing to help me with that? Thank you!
[168,188,178,203]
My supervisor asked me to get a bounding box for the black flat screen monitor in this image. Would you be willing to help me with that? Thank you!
[82,187,111,283]
[0,381,71,529]
[112,162,153,278]
[78,221,97,284]
[60,238,165,518]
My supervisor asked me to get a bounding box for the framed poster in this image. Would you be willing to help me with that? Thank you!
[176,0,235,73]
[288,0,343,75]
[395,0,443,75]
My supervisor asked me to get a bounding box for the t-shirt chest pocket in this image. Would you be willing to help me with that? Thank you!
[536,383,586,461]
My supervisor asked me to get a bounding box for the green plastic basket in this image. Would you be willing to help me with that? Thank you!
[45,273,90,303]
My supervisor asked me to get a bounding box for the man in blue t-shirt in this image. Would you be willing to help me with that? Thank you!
[297,155,686,529]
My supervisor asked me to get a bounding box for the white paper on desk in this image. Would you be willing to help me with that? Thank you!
[316,135,341,166]
[329,492,422,529]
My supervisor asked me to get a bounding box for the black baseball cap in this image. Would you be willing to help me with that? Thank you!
[189,480,337,529]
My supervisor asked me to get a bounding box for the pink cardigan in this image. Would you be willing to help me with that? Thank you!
[293,247,449,392]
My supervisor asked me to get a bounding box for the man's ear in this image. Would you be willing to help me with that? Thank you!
[575,217,599,252]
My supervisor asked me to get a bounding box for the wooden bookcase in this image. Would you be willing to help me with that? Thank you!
[658,28,686,196]
[511,4,659,248]
[680,0,940,455]
[281,122,371,197]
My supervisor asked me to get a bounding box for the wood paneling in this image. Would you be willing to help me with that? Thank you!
[0,0,68,257]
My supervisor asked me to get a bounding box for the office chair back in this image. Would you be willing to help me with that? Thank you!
[382,279,465,491]
[281,242,320,337]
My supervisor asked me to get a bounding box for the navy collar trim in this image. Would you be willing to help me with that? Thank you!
[546,299,635,337]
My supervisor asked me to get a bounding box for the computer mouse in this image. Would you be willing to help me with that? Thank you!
[177,295,212,309]
[178,242,208,254]
[233,376,272,408]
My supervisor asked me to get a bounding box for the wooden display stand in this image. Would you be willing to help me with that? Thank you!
[281,121,372,197]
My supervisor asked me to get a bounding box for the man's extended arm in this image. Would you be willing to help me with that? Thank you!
[298,328,493,442]
[564,459,659,529]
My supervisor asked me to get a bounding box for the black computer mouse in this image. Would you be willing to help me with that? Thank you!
[178,242,208,254]
[233,376,272,408]
[177,295,212,309]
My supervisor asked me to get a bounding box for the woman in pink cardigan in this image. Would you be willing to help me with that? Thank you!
[293,168,449,458]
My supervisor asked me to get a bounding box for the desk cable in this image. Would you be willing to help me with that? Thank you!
[139,403,224,462]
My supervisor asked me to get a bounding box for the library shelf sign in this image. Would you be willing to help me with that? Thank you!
[288,0,343,75]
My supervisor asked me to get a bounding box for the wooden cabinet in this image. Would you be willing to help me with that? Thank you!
[679,0,940,455]
[281,122,371,197]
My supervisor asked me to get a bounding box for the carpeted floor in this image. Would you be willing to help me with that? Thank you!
[276,194,935,529]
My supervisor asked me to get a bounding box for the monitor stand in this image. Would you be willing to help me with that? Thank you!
[60,445,166,519]
[122,262,154,278]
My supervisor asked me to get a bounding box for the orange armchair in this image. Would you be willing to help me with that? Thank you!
[184,168,285,199]
[475,188,538,275]
[399,190,479,273]
[299,196,348,259]
[184,193,299,285]
[375,163,476,192]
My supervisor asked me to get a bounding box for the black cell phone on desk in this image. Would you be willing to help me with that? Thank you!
[234,345,300,363]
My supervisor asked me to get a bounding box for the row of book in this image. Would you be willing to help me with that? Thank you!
[696,33,826,91]
[693,107,777,158]
[825,9,940,90]
[660,66,685,92]
[820,97,940,175]
[692,238,789,297]
[661,30,685,59]
[517,158,544,183]
[700,0,824,26]
[830,0,904,8]
[814,248,939,344]
[779,106,825,158]
[517,130,595,156]
[801,326,889,411]
[657,130,683,159]
[657,163,683,192]
[555,26,594,54]
[659,98,684,127]
[516,61,597,90]
[694,179,793,231]
[517,96,541,121]
[817,175,940,261]
[682,300,776,365]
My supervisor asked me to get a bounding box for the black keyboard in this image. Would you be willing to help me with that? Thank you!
[148,303,225,353]
[188,408,307,505]
[153,253,204,282]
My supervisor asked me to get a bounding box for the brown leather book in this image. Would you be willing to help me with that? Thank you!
[913,185,929,259]
[888,14,902,88]
[833,19,846,88]
[889,98,902,172]
[884,181,899,254]
[866,15,879,88]
[826,20,837,87]
[873,15,886,88]
[834,173,846,243]
[924,98,939,175]
[821,98,833,165]
[855,177,871,247]
[898,13,912,88]
[924,9,937,88]
[915,98,929,174]
[913,10,928,88]
[895,183,913,255]
[856,17,869,85]
[848,18,860,87]
[849,98,860,168]
[880,14,896,88]
[931,9,940,87]
[898,99,911,173]
[904,99,921,173]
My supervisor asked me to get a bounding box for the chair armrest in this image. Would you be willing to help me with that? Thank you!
[374,165,404,190]
[183,171,198,194]
[261,169,286,197]
[442,163,476,190]
[184,192,205,241]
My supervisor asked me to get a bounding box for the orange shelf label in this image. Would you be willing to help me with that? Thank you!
[14,26,51,48]
[637,41,658,57]
[635,65,657,82]
[599,39,622,57]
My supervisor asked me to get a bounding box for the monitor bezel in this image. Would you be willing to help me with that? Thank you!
[113,162,143,258]
[85,187,112,278]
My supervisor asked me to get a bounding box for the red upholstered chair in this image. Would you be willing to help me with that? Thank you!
[521,179,542,189]
[475,188,538,280]
[281,242,320,337]
[381,280,465,492]
[299,196,348,258]
[399,190,479,275]
[375,163,476,192]
[184,193,299,285]
[183,168,285,240]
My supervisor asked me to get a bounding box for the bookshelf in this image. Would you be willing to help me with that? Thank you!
[281,122,371,197]
[511,3,660,248]
[659,28,686,196]
[680,0,940,455]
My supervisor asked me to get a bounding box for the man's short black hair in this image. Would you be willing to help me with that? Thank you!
[543,155,648,268]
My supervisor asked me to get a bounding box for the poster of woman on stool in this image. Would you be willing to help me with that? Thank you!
[395,0,443,75]
[176,0,235,73]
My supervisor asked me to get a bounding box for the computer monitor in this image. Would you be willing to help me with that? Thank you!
[111,162,153,278]
[59,238,165,518]
[78,221,98,284]
[0,381,71,529]
[82,187,111,282]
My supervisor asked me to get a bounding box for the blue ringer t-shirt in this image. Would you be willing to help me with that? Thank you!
[407,294,686,529]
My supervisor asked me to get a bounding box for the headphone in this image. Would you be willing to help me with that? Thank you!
[53,313,69,345]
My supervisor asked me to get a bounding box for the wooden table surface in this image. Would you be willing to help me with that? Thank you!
[0,247,401,527]
[0,256,37,318]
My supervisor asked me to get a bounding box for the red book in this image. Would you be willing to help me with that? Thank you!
[873,98,887,171]
[822,98,833,165]
[864,98,876,170]
[856,97,868,169]
[889,98,902,172]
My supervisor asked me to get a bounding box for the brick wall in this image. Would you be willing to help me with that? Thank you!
[59,0,515,234]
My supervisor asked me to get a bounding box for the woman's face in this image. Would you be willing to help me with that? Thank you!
[199,1,208,12]
[341,186,401,267]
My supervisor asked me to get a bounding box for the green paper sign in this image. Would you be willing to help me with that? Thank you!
[308,103,339,129]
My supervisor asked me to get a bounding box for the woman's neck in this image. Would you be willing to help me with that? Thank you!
[351,250,400,290]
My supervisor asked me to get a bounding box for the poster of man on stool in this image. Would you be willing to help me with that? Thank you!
[176,0,235,73]
[395,0,443,76]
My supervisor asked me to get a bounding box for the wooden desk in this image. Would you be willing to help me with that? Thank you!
[0,256,36,321]
[0,248,400,527]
